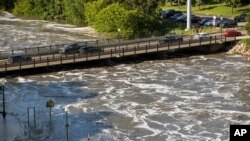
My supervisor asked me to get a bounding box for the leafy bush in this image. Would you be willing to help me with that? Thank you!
[84,0,108,25]
[246,16,250,35]
[63,0,86,25]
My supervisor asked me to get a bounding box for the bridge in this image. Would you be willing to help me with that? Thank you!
[0,34,249,75]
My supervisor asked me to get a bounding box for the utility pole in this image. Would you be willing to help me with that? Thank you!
[186,0,192,30]
[0,84,6,119]
[46,100,55,121]
[65,109,69,141]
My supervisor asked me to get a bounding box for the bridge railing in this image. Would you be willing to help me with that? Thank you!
[0,40,101,60]
[0,34,239,72]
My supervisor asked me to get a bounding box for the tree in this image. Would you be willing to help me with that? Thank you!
[246,16,250,35]
[84,0,108,25]
[0,0,16,10]
[63,0,86,24]
[196,0,204,10]
[111,0,165,15]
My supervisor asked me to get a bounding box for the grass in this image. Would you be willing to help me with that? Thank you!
[162,3,250,17]
[162,20,221,36]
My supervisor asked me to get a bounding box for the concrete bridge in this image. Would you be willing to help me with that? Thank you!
[0,34,249,76]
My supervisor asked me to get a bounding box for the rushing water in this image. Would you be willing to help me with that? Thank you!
[1,12,250,141]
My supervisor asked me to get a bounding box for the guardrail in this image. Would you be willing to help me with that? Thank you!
[0,35,239,73]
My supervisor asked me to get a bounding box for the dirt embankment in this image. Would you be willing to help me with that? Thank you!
[228,42,250,61]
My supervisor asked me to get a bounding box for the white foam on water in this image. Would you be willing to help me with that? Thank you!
[16,77,34,83]
[44,23,98,37]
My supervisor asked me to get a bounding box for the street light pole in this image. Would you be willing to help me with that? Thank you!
[186,0,191,30]
[220,16,223,41]
[65,109,69,141]
[46,100,55,121]
[118,28,121,57]
[0,82,6,119]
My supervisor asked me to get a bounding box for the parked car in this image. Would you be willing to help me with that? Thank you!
[59,43,81,54]
[223,30,241,37]
[219,20,237,28]
[193,32,210,40]
[169,13,182,20]
[176,14,187,22]
[160,9,176,19]
[172,13,184,21]
[198,17,212,26]
[234,14,247,22]
[79,46,104,54]
[183,15,200,23]
[8,54,32,64]
[204,18,222,27]
[159,35,183,44]
[191,15,200,23]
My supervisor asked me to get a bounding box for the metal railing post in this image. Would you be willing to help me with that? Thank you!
[4,62,7,71]
[98,50,101,59]
[19,60,21,70]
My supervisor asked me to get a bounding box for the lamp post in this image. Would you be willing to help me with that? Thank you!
[46,100,55,121]
[186,0,191,30]
[118,28,121,57]
[220,16,223,41]
[65,109,69,141]
[0,81,6,119]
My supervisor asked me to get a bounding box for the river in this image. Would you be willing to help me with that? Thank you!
[0,12,250,141]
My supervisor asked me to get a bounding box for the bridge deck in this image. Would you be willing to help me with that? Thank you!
[0,35,248,73]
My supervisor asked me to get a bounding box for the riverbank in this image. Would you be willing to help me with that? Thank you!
[228,39,250,61]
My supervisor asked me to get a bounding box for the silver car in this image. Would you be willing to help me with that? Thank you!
[193,32,210,40]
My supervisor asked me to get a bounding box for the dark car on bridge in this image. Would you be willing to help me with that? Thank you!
[159,35,183,44]
[79,46,104,54]
[59,43,82,54]
[8,54,32,64]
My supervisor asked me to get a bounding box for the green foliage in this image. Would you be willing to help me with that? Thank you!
[246,16,250,35]
[113,0,165,14]
[84,0,107,25]
[239,39,250,50]
[14,0,86,24]
[93,3,132,37]
[63,0,86,25]
[0,0,16,10]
